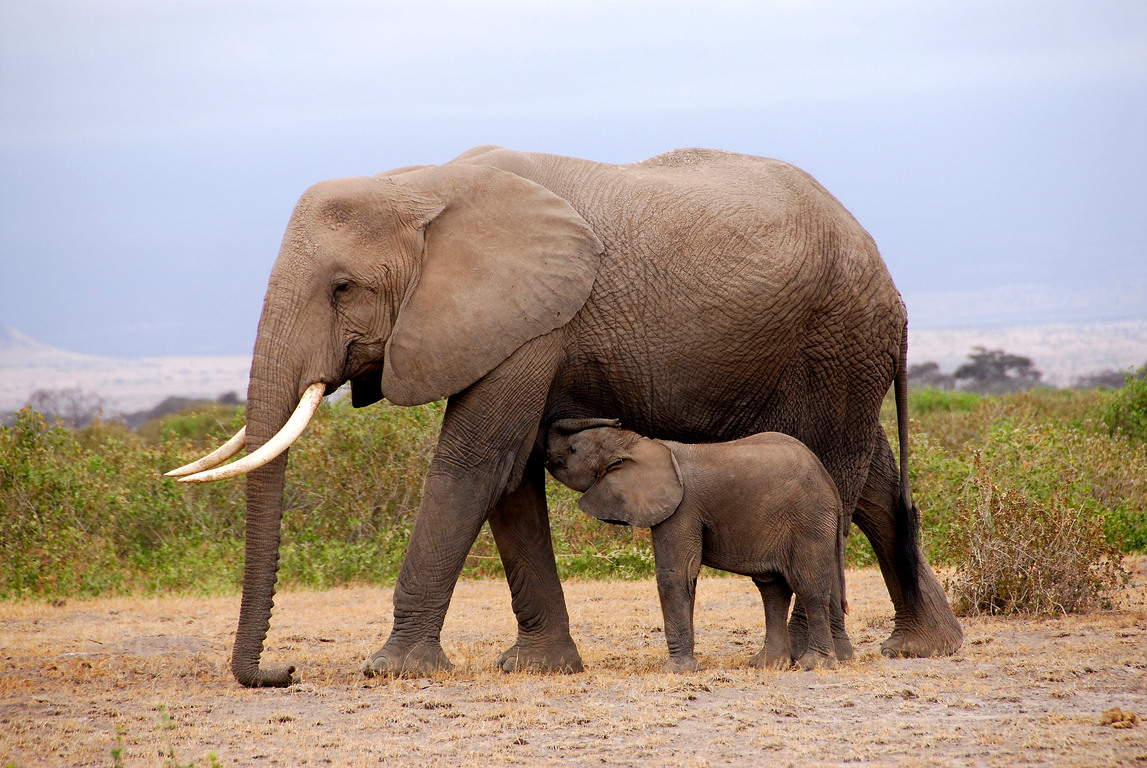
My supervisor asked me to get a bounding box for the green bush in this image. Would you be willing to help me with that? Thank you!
[908,388,981,415]
[0,399,656,599]
[884,388,1147,566]
[1101,366,1147,443]
[0,409,249,598]
[3,384,1145,600]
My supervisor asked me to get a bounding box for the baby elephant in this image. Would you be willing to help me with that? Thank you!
[545,418,851,672]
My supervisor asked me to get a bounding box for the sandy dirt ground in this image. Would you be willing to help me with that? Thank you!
[2,562,1145,767]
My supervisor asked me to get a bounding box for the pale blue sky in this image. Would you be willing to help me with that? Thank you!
[2,0,1145,357]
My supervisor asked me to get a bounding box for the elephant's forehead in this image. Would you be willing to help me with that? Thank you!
[299,177,380,219]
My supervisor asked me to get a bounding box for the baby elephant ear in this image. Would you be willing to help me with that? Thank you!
[579,439,684,528]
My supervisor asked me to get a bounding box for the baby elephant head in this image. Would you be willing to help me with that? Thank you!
[544,418,625,491]
[545,419,684,528]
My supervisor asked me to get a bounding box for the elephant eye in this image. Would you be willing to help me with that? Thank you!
[332,280,351,298]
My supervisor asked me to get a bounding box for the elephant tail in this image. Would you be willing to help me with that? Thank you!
[893,322,922,593]
[837,507,849,615]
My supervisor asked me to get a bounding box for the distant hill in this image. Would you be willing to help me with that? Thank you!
[0,324,250,416]
[0,324,95,368]
[2,321,1147,418]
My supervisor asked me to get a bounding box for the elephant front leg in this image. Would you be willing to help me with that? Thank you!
[789,596,854,663]
[361,471,486,677]
[489,452,583,673]
[792,592,837,670]
[363,333,564,677]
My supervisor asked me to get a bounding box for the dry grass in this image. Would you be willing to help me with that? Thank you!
[3,562,1146,767]
[946,455,1130,616]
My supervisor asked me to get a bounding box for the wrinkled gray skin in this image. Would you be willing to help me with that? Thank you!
[545,421,851,672]
[231,145,962,687]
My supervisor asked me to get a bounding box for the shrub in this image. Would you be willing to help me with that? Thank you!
[1101,365,1147,443]
[886,388,1147,564]
[908,387,981,415]
[0,398,660,598]
[945,455,1128,615]
[3,384,1145,599]
[0,408,247,598]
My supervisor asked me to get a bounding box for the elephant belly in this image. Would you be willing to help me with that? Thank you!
[555,296,839,444]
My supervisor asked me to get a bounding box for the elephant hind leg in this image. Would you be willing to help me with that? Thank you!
[789,591,836,670]
[853,432,963,657]
[788,592,852,662]
[749,575,792,669]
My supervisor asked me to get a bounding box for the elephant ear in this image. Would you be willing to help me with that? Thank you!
[579,439,684,528]
[381,164,603,406]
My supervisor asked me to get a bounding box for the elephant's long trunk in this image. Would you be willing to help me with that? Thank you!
[230,350,299,688]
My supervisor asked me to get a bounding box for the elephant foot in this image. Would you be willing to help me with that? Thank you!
[748,647,791,670]
[361,640,453,678]
[788,615,809,661]
[496,640,584,674]
[795,650,836,671]
[661,655,701,673]
[834,633,855,663]
[882,569,964,658]
[880,621,962,659]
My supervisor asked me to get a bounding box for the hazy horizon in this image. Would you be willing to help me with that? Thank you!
[5,318,1146,417]
[2,1,1145,358]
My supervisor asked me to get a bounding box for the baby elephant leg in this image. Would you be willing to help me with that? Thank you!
[653,529,702,672]
[656,571,700,672]
[749,576,793,669]
[789,596,852,662]
[793,591,837,670]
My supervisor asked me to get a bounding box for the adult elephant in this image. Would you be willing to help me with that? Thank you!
[170,146,962,687]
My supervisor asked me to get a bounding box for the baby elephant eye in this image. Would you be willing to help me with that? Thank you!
[568,446,577,454]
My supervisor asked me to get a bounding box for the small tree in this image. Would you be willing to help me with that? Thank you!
[908,361,955,390]
[1072,369,1132,390]
[954,347,1042,394]
[23,388,107,428]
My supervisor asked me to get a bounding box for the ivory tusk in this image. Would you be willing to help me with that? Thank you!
[165,427,247,477]
[177,383,326,483]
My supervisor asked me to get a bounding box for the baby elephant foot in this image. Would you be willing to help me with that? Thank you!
[795,649,837,671]
[661,655,701,673]
[748,647,792,670]
[496,641,584,674]
[361,640,453,678]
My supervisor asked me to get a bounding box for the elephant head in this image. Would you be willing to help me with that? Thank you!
[545,420,683,528]
[167,162,603,687]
